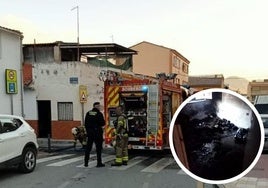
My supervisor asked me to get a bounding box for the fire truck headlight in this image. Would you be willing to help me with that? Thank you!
[142,85,148,92]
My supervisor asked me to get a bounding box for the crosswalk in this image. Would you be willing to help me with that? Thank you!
[76,155,114,168]
[141,157,174,173]
[110,156,149,171]
[37,153,186,174]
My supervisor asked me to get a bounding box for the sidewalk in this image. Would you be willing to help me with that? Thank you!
[223,154,268,188]
[224,177,268,188]
[37,138,75,152]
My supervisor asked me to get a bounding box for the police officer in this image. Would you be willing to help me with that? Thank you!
[111,105,129,166]
[84,102,105,167]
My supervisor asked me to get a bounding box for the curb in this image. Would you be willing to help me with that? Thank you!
[37,138,76,153]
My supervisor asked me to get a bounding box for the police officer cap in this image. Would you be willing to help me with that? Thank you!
[93,102,100,107]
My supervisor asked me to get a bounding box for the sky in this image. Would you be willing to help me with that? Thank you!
[1,0,267,81]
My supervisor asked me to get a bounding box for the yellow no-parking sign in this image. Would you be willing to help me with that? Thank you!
[5,69,18,94]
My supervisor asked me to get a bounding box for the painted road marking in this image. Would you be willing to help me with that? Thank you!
[141,157,174,173]
[76,155,114,168]
[47,156,85,167]
[177,169,187,175]
[37,154,75,163]
[110,156,149,170]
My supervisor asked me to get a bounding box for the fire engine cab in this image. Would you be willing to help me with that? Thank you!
[100,70,183,150]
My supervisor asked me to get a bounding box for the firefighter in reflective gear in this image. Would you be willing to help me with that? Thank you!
[111,105,128,166]
[84,102,105,167]
[71,125,87,149]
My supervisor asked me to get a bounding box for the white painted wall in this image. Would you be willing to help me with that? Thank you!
[216,93,252,129]
[0,29,23,115]
[23,89,37,119]
[24,62,110,122]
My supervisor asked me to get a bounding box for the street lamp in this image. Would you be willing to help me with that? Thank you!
[71,5,80,62]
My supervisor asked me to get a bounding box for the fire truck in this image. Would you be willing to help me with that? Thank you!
[100,70,183,150]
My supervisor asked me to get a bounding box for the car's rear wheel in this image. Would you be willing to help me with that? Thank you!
[19,147,37,173]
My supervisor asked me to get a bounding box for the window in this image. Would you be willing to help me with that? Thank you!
[182,63,188,73]
[0,117,22,133]
[173,56,180,69]
[58,102,73,120]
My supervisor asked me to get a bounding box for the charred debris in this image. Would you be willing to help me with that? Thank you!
[176,99,249,180]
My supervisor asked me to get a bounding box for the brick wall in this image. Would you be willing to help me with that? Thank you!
[23,63,33,85]
[51,120,81,139]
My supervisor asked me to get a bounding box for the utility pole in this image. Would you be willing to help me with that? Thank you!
[110,35,114,43]
[72,6,84,125]
[71,6,80,62]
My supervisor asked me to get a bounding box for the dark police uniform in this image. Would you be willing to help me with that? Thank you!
[84,105,105,167]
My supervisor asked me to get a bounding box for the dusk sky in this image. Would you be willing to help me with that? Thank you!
[1,0,267,81]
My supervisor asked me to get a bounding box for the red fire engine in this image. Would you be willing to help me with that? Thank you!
[100,70,183,150]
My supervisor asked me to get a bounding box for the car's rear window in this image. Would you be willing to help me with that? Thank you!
[0,117,23,133]
[13,118,23,127]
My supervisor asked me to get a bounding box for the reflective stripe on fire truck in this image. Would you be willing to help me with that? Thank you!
[107,86,120,107]
[105,86,120,145]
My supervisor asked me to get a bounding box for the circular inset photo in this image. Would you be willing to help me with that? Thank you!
[169,88,264,184]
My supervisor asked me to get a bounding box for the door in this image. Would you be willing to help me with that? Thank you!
[37,100,51,138]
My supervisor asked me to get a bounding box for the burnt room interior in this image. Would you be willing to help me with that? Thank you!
[174,92,261,180]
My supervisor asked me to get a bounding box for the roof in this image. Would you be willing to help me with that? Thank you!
[189,75,224,87]
[0,25,23,37]
[23,41,74,46]
[61,43,137,55]
[250,79,268,85]
[130,41,190,63]
[23,41,137,55]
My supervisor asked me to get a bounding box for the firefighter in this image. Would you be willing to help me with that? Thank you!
[84,102,105,167]
[71,125,87,149]
[111,105,129,166]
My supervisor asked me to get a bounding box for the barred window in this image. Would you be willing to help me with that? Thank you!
[58,102,73,120]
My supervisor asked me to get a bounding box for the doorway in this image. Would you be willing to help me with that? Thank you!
[37,100,51,138]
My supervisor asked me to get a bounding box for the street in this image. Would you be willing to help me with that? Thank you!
[0,148,206,188]
[1,142,268,188]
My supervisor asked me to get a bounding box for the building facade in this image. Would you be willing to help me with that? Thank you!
[0,26,24,115]
[224,77,249,97]
[130,41,190,85]
[188,75,225,91]
[248,79,268,102]
[23,42,136,139]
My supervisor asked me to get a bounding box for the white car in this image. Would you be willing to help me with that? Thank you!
[260,114,268,151]
[0,114,38,173]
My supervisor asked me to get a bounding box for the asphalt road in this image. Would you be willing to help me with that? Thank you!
[0,149,209,188]
[2,145,267,188]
